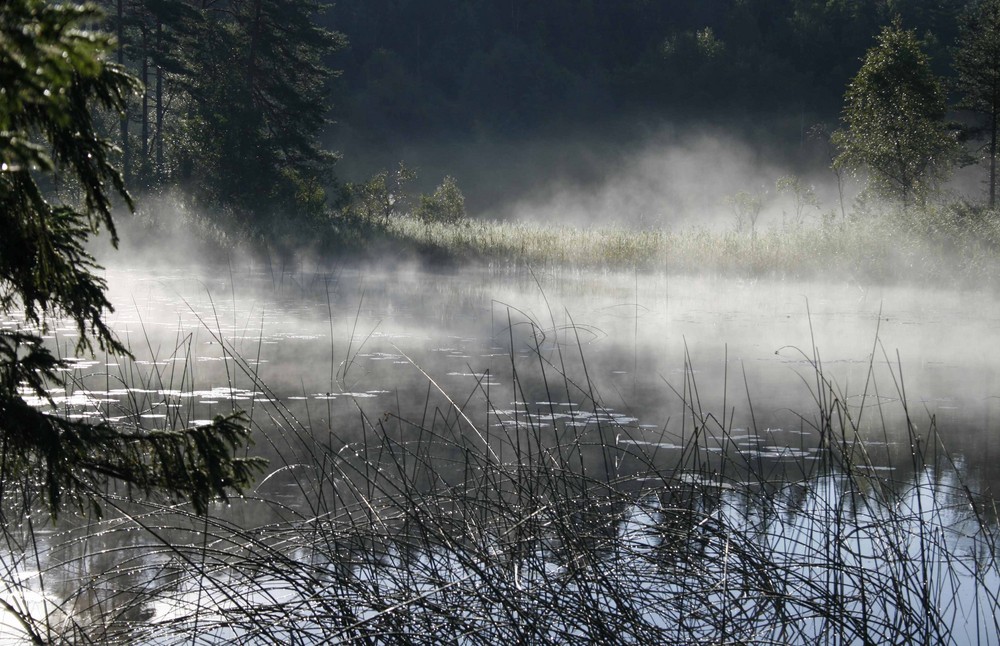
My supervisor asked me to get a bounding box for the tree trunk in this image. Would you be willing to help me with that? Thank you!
[156,19,164,183]
[117,0,130,185]
[141,21,149,186]
[247,0,262,95]
[990,105,997,209]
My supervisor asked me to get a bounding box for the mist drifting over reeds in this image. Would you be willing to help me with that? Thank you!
[4,258,1000,644]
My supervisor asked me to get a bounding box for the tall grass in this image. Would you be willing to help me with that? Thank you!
[121,192,1000,286]
[2,301,999,644]
[384,205,1000,286]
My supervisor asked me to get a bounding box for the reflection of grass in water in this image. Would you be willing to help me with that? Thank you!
[3,310,1000,644]
[386,210,1000,285]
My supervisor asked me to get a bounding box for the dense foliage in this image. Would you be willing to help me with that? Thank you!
[321,0,1000,224]
[953,0,1000,206]
[0,0,263,519]
[87,0,1000,237]
[99,0,346,231]
[834,20,958,209]
[415,176,467,225]
[325,0,968,140]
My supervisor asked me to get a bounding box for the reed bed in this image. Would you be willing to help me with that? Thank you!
[2,303,999,645]
[385,208,1000,286]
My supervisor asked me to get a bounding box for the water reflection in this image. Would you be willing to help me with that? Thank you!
[6,465,995,644]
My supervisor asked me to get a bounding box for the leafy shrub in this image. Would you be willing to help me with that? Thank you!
[343,162,416,226]
[725,189,765,235]
[776,175,820,226]
[415,176,467,225]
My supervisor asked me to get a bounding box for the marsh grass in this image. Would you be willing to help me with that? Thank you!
[123,193,1000,287]
[384,206,1000,286]
[2,302,999,645]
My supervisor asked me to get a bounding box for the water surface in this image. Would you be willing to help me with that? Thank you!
[3,264,1000,643]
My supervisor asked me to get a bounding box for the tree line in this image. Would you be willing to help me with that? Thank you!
[326,0,966,140]
[100,0,474,243]
[98,0,344,231]
[836,4,1000,210]
[327,0,1000,217]
[92,0,1000,228]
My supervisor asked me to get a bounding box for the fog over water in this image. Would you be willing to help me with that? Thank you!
[6,218,1000,643]
[85,259,1000,491]
[5,128,998,643]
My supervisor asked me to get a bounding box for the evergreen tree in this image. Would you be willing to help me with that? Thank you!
[953,0,1000,208]
[0,0,263,519]
[833,19,958,210]
[100,0,344,231]
[172,0,346,227]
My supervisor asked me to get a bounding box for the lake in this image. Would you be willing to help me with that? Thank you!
[3,262,999,644]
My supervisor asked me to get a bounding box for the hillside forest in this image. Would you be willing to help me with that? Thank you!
[23,0,1000,255]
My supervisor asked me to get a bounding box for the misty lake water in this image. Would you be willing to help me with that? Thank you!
[93,263,1000,477]
[4,262,1000,643]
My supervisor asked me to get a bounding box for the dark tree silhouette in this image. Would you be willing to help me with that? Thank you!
[0,0,264,519]
[954,0,1000,208]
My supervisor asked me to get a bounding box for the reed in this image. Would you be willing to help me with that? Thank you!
[383,206,1000,287]
[1,297,998,645]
